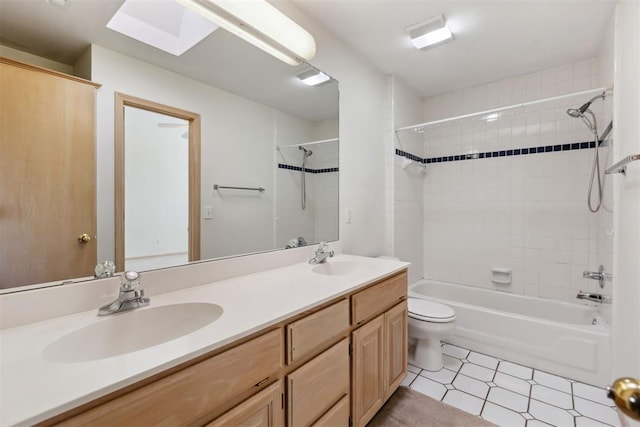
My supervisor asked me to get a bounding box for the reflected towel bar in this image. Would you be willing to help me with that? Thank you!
[214,184,265,192]
[605,153,640,175]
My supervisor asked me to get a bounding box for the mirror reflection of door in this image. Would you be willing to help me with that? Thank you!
[115,93,200,272]
[124,107,188,270]
[0,59,99,289]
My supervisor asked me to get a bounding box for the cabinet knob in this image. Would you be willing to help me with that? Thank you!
[78,233,92,243]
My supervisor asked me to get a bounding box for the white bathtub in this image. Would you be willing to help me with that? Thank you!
[409,280,611,387]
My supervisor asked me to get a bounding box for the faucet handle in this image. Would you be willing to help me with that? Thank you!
[317,241,328,252]
[120,270,141,291]
[94,260,116,279]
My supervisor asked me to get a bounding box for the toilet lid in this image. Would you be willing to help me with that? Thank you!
[408,298,455,322]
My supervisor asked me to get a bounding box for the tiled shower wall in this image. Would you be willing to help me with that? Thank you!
[411,58,612,303]
[275,113,338,249]
[391,76,425,285]
[594,14,615,326]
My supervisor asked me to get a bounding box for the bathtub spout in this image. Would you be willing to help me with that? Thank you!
[576,291,611,304]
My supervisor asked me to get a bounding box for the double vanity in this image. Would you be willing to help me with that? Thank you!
[0,252,409,426]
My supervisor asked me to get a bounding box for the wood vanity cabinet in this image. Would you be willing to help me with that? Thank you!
[47,270,407,427]
[351,272,408,427]
[206,381,284,427]
[287,338,350,426]
[54,329,284,427]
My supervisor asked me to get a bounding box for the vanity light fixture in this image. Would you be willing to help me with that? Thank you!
[297,68,331,86]
[406,14,453,50]
[173,0,317,66]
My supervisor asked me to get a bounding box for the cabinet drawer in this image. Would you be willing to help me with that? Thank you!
[352,271,407,325]
[207,380,284,427]
[287,338,350,426]
[57,329,283,426]
[312,394,350,427]
[286,299,349,364]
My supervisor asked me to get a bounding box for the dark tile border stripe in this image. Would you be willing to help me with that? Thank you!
[278,163,339,174]
[396,140,603,165]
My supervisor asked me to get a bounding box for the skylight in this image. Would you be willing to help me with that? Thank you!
[106,0,219,56]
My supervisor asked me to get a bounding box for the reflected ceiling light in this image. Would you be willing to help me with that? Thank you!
[406,14,453,50]
[46,0,70,8]
[173,0,317,66]
[107,0,219,56]
[297,68,331,86]
[485,113,499,122]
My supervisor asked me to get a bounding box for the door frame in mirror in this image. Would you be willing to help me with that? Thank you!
[114,93,201,271]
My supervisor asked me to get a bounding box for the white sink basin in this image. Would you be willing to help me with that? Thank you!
[312,261,365,276]
[42,303,223,363]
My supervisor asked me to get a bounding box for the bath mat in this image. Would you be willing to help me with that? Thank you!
[368,386,497,427]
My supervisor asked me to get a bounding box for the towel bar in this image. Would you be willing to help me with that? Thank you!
[605,153,640,175]
[214,185,265,192]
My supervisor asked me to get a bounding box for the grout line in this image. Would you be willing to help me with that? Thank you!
[414,342,619,427]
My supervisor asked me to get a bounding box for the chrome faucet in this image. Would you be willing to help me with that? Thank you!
[309,241,334,264]
[98,270,150,316]
[576,290,611,304]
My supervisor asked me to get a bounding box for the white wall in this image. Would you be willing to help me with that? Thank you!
[0,45,74,74]
[417,59,610,303]
[91,45,277,263]
[611,0,640,383]
[123,107,188,260]
[313,119,339,141]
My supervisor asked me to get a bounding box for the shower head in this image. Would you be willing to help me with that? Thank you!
[299,146,313,157]
[566,108,584,118]
[566,92,606,118]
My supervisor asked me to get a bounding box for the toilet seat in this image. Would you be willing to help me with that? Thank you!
[408,298,456,323]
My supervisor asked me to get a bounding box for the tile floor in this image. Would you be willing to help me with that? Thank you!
[403,343,621,427]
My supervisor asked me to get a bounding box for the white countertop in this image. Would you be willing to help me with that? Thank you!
[0,254,408,426]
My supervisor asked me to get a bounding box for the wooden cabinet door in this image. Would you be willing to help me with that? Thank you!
[287,338,350,426]
[56,329,283,426]
[286,299,349,364]
[207,381,284,427]
[384,301,408,398]
[351,314,384,427]
[311,394,349,427]
[0,59,97,288]
[351,272,407,325]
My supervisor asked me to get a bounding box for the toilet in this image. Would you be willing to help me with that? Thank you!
[407,297,456,371]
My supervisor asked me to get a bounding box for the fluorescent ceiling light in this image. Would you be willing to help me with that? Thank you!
[173,0,317,66]
[297,68,331,86]
[407,14,453,50]
[107,0,218,56]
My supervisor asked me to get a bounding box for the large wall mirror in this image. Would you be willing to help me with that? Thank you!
[0,0,339,291]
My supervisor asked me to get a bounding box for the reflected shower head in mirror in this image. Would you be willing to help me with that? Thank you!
[299,146,313,157]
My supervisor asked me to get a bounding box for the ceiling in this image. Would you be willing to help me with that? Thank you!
[0,0,616,108]
[290,0,616,97]
[0,0,338,122]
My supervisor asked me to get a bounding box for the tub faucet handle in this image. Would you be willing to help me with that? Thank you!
[582,265,612,289]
